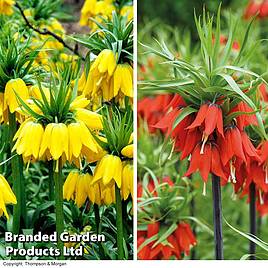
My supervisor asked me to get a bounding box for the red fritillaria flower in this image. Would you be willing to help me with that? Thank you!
[154,95,193,151]
[185,142,227,182]
[138,94,173,133]
[138,221,196,260]
[175,222,197,256]
[257,192,268,216]
[244,0,262,19]
[187,103,224,154]
[230,102,258,130]
[259,83,268,102]
[260,0,268,17]
[257,140,268,186]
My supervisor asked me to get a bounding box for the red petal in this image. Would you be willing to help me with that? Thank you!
[211,145,227,181]
[184,144,202,177]
[147,222,160,238]
[180,129,201,160]
[187,103,208,130]
[204,104,219,136]
[199,144,212,182]
[231,127,246,162]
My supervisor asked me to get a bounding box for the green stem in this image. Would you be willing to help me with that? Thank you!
[94,204,105,258]
[48,160,54,201]
[115,185,124,260]
[8,112,25,236]
[54,159,64,260]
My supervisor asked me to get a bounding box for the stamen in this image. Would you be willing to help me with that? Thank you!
[265,166,268,184]
[200,133,208,155]
[230,160,237,183]
[259,189,264,205]
[168,140,175,160]
[79,158,83,170]
[231,187,237,200]
[55,160,59,173]
[202,182,206,196]
[26,160,31,174]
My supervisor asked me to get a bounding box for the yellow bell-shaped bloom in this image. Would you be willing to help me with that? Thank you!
[68,121,99,160]
[0,175,17,219]
[29,85,50,101]
[121,144,133,158]
[13,119,44,160]
[39,123,69,161]
[63,171,106,207]
[79,0,97,26]
[0,92,8,123]
[70,95,90,110]
[102,183,115,205]
[84,49,117,101]
[63,171,79,201]
[91,49,117,77]
[75,108,103,130]
[113,63,133,98]
[4,78,29,113]
[0,0,14,15]
[120,5,133,21]
[79,0,115,28]
[121,163,133,200]
[92,154,123,188]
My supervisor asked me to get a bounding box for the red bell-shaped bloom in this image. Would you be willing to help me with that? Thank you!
[218,126,246,166]
[185,142,227,182]
[230,102,257,130]
[259,83,268,102]
[180,128,202,160]
[260,0,268,17]
[244,0,262,19]
[174,222,197,256]
[257,192,268,216]
[138,237,150,259]
[187,103,224,137]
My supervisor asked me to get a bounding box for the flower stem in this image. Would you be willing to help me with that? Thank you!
[54,159,64,260]
[94,204,105,258]
[8,112,25,235]
[115,185,124,260]
[212,174,224,260]
[48,160,54,201]
[249,182,256,260]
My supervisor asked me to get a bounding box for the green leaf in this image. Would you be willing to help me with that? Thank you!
[172,106,197,130]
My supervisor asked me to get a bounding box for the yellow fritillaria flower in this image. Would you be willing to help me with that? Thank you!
[79,0,115,28]
[121,144,133,158]
[13,119,44,160]
[63,171,113,207]
[102,183,115,205]
[113,63,133,98]
[40,18,65,50]
[0,92,7,123]
[75,108,103,130]
[67,121,99,160]
[92,154,123,188]
[121,163,133,200]
[120,5,133,21]
[39,123,68,161]
[79,0,97,26]
[4,78,29,113]
[83,49,117,101]
[0,175,17,219]
[0,0,14,15]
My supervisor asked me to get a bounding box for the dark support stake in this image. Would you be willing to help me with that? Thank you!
[249,182,256,260]
[212,174,224,260]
